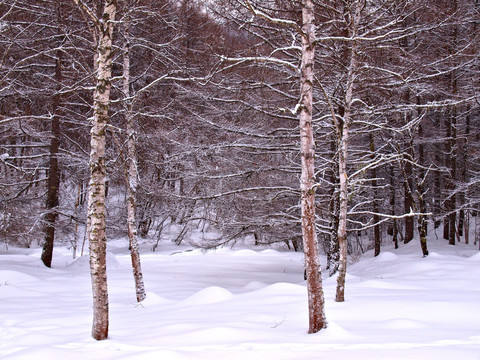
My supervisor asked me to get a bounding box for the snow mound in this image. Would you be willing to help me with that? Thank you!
[140,292,174,306]
[182,286,235,305]
[322,321,359,341]
[426,251,445,259]
[358,279,403,289]
[231,249,258,257]
[260,249,279,255]
[374,252,398,262]
[67,256,89,269]
[254,282,305,297]
[466,251,480,261]
[106,252,120,269]
[66,252,120,270]
[243,281,266,291]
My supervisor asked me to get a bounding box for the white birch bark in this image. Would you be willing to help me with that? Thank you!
[77,0,117,341]
[300,0,327,333]
[335,0,361,303]
[123,23,146,303]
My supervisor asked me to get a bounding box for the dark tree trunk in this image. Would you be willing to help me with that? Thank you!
[446,1,458,246]
[445,106,457,245]
[417,123,428,256]
[41,48,62,268]
[389,165,399,249]
[370,134,381,256]
[404,151,414,244]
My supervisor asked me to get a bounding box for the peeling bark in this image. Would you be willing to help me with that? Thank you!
[123,23,146,303]
[81,0,117,341]
[300,0,326,333]
[335,0,361,303]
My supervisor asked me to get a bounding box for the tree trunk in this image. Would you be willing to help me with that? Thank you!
[417,185,429,257]
[123,22,146,303]
[462,112,470,244]
[327,139,340,276]
[445,106,457,245]
[300,0,326,333]
[389,165,399,249]
[417,123,429,257]
[370,133,381,256]
[41,48,62,268]
[404,156,414,244]
[446,1,458,246]
[83,0,117,341]
[335,0,361,303]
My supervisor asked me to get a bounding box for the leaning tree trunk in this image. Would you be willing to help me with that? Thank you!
[41,48,62,268]
[78,0,117,341]
[300,0,327,334]
[122,22,146,302]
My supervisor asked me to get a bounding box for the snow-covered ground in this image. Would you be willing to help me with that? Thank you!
[1,237,479,359]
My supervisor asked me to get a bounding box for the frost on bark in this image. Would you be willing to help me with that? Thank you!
[122,24,146,303]
[327,140,340,276]
[300,0,327,333]
[335,0,361,303]
[77,0,117,341]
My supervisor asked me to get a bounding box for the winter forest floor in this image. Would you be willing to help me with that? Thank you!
[1,234,479,360]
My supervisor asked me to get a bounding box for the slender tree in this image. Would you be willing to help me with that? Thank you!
[120,12,146,302]
[72,0,117,341]
[41,47,62,267]
[299,0,327,333]
[333,0,361,303]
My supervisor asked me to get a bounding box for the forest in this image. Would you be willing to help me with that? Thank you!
[1,0,480,345]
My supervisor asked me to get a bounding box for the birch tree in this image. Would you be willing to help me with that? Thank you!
[119,8,145,302]
[316,0,362,303]
[72,0,117,341]
[300,0,327,333]
[211,0,327,332]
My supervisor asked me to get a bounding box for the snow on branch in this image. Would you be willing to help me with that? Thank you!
[240,0,304,35]
[173,186,298,201]
[71,0,100,27]
[220,55,298,73]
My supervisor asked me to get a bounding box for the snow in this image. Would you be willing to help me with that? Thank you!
[1,238,479,359]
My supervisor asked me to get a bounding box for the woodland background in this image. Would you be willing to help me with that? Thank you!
[1,0,480,261]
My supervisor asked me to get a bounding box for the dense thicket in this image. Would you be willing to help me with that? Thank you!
[1,0,479,260]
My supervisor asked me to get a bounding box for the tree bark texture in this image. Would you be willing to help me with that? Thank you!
[403,157,414,244]
[369,133,381,257]
[41,48,62,268]
[300,0,327,334]
[389,165,399,249]
[417,124,429,256]
[85,0,117,341]
[123,25,146,303]
[327,139,340,276]
[335,0,361,303]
